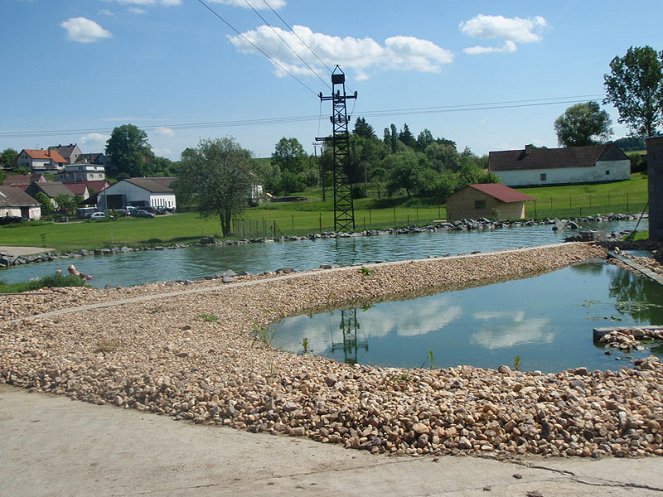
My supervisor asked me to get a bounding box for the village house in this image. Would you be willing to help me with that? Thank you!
[445,183,534,221]
[58,163,106,183]
[97,177,176,211]
[0,185,41,220]
[48,144,82,165]
[15,149,68,173]
[488,144,631,187]
[25,181,78,207]
[1,173,47,191]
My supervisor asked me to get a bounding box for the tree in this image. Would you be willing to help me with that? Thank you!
[603,46,663,137]
[554,101,613,146]
[173,137,253,237]
[0,148,18,169]
[105,124,154,178]
[271,137,307,175]
[35,192,53,217]
[398,123,417,149]
[353,117,376,139]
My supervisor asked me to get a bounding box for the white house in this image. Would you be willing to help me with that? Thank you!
[48,144,82,165]
[59,163,106,183]
[97,177,176,211]
[489,144,631,187]
[15,149,68,173]
[0,186,41,219]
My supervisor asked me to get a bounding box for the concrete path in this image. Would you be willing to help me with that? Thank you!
[0,246,54,257]
[1,385,661,497]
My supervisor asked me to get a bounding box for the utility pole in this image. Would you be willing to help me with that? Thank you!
[317,66,357,232]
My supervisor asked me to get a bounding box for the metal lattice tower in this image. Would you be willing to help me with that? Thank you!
[318,66,357,232]
[331,308,368,365]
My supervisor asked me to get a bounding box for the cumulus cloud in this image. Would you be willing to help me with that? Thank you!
[61,17,112,43]
[209,0,286,9]
[470,310,553,349]
[460,14,548,55]
[153,127,175,137]
[128,7,147,14]
[229,25,453,79]
[80,133,109,145]
[115,0,181,5]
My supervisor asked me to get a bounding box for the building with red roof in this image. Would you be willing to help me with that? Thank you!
[15,149,68,173]
[445,183,534,221]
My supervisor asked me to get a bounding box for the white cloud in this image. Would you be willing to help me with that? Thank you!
[152,147,173,157]
[460,14,548,55]
[229,25,453,80]
[470,310,553,349]
[61,17,112,43]
[114,0,181,6]
[153,127,175,137]
[209,0,286,9]
[80,133,109,145]
[128,7,147,14]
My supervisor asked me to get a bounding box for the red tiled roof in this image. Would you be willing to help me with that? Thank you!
[469,183,534,203]
[23,149,67,163]
[64,183,89,195]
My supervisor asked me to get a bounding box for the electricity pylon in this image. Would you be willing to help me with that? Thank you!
[318,66,357,232]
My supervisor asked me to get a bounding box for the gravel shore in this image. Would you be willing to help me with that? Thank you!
[1,242,662,458]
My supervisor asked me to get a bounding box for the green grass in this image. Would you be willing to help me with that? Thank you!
[0,175,649,251]
[0,273,87,293]
[519,173,649,218]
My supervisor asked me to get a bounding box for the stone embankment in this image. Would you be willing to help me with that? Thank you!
[2,243,662,459]
[0,213,639,268]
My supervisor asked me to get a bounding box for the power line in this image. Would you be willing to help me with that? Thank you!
[194,0,319,97]
[261,0,334,75]
[241,0,331,90]
[0,95,605,139]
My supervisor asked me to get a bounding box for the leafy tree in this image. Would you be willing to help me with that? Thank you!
[0,148,18,169]
[279,170,305,195]
[54,194,77,219]
[384,150,424,197]
[353,117,377,139]
[613,136,646,151]
[146,156,174,176]
[271,137,307,174]
[554,101,613,146]
[398,123,417,149]
[173,137,254,237]
[425,142,460,171]
[416,129,435,151]
[35,192,53,217]
[603,46,663,137]
[105,124,154,178]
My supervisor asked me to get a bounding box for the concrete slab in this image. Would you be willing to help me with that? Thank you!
[0,246,54,257]
[1,385,661,497]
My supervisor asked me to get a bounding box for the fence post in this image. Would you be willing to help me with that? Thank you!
[369,209,372,224]
[626,192,629,212]
[393,207,396,222]
[589,194,592,209]
[569,195,572,209]
[533,200,537,219]
[550,198,553,212]
[608,193,611,210]
[291,214,294,230]
[416,207,419,222]
[438,205,441,219]
[319,212,322,232]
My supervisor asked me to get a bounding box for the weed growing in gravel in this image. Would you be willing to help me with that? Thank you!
[199,313,219,323]
[513,355,522,371]
[301,337,310,354]
[358,266,373,276]
[252,323,277,347]
[94,339,119,355]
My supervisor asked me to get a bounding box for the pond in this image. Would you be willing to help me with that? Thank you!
[269,262,663,373]
[0,218,645,288]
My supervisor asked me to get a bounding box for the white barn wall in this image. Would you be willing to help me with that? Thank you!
[495,160,630,187]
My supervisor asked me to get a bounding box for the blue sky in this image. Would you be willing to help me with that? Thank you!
[1,0,661,160]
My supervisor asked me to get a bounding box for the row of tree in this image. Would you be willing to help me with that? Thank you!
[554,46,662,147]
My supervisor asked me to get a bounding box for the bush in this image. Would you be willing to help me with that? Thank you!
[0,273,87,294]
[628,152,647,174]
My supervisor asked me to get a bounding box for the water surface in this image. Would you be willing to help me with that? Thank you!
[269,262,663,372]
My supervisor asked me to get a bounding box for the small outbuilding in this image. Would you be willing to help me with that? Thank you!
[445,183,534,221]
[97,177,176,211]
[0,186,41,220]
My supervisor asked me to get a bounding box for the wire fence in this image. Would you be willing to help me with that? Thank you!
[525,192,648,219]
[229,192,648,238]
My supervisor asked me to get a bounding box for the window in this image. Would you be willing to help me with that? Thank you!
[606,170,610,176]
[474,200,486,210]
[540,173,547,181]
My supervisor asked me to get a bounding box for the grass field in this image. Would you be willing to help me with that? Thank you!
[0,174,649,251]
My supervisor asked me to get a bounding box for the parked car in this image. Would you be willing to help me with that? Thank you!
[132,209,155,219]
[0,216,24,225]
[89,212,107,220]
[115,208,131,217]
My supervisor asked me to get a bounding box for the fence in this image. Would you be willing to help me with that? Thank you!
[231,205,445,238]
[525,192,648,219]
[229,192,648,238]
